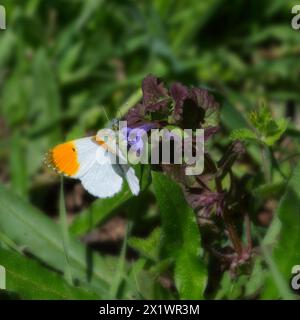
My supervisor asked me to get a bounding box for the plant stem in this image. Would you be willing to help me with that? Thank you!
[223,212,243,257]
[215,175,243,257]
[59,176,73,285]
[245,214,252,251]
[260,145,271,183]
[110,221,132,299]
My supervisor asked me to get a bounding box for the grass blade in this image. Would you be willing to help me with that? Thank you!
[59,176,72,285]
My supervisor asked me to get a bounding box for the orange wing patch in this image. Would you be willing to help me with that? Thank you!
[46,141,80,177]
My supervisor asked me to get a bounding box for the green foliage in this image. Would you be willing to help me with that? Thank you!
[0,248,98,300]
[128,228,161,262]
[0,184,112,296]
[230,128,257,142]
[152,172,207,299]
[0,0,299,300]
[59,177,73,284]
[70,187,132,236]
[230,104,288,146]
[262,164,300,299]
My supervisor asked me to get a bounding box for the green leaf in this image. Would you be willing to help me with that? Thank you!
[248,105,288,146]
[249,105,272,131]
[9,131,28,198]
[128,228,161,262]
[230,128,258,142]
[31,49,61,143]
[262,163,300,299]
[230,105,288,147]
[245,258,265,297]
[125,258,174,300]
[0,31,16,70]
[109,222,131,299]
[252,181,286,200]
[152,172,207,299]
[0,184,114,296]
[1,66,29,127]
[220,99,248,131]
[0,248,98,300]
[70,188,132,236]
[216,258,266,300]
[174,250,207,300]
[59,177,73,284]
[152,172,197,257]
[260,239,294,300]
[216,272,248,300]
[262,118,288,146]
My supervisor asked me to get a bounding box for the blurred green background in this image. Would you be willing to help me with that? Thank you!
[1,0,299,198]
[0,0,300,300]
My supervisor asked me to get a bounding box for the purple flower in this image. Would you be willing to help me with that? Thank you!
[186,190,226,217]
[122,123,157,155]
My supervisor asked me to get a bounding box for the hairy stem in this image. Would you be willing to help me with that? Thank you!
[224,212,243,257]
[215,175,243,257]
[245,213,252,252]
[260,145,271,183]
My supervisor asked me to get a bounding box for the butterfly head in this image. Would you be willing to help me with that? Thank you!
[110,118,119,131]
[95,128,116,147]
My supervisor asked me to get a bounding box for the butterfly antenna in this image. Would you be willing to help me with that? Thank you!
[102,105,110,122]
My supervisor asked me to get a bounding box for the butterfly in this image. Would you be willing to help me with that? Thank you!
[45,128,140,198]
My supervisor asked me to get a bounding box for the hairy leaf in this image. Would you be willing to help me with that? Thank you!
[152,172,207,299]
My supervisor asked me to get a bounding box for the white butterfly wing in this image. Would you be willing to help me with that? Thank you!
[103,136,140,196]
[121,165,140,196]
[79,146,123,198]
[48,134,140,198]
[73,137,99,178]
